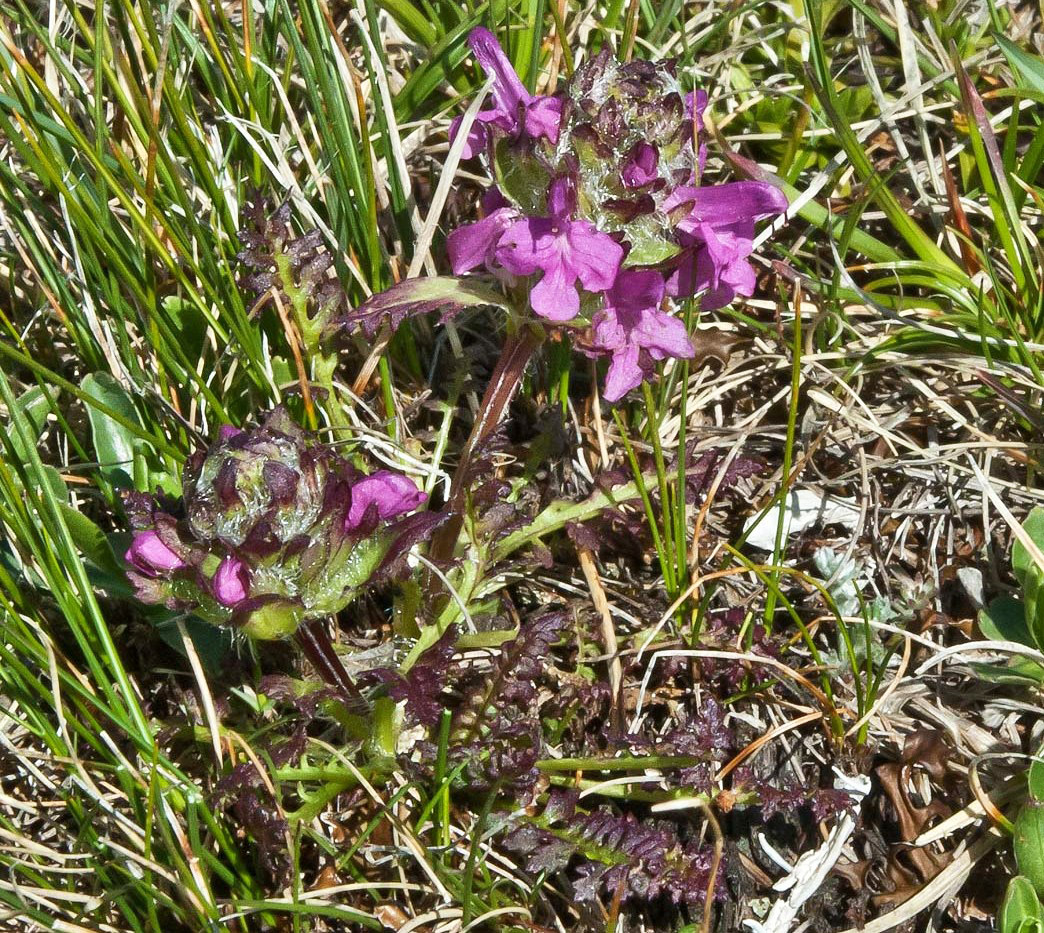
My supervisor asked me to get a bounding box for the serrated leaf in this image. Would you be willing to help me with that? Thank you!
[1015,803,1044,895]
[81,372,141,488]
[979,596,1034,647]
[339,276,512,338]
[1001,876,1044,933]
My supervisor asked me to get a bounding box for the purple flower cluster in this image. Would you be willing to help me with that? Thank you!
[447,29,787,400]
[124,409,437,639]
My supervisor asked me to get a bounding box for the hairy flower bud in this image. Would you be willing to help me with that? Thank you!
[123,409,440,638]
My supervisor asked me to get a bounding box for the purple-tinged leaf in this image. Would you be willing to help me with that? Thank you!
[336,276,512,339]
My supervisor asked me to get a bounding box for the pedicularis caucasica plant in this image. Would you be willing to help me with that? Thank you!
[350,28,787,401]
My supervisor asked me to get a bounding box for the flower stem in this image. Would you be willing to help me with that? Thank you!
[294,618,361,701]
[429,322,545,562]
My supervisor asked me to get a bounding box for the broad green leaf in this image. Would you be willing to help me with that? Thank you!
[58,504,124,577]
[979,596,1034,647]
[494,137,552,215]
[1015,803,1044,895]
[6,385,52,465]
[1001,876,1044,933]
[970,660,1044,686]
[81,372,141,488]
[1014,507,1044,589]
[1025,563,1044,652]
[153,613,233,675]
[1030,758,1044,803]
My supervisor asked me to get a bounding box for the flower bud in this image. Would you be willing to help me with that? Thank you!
[123,409,442,638]
[213,556,250,608]
[125,530,186,577]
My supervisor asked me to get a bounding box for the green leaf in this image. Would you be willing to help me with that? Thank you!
[1013,507,1044,589]
[6,385,52,464]
[1001,876,1044,933]
[969,660,1044,685]
[494,137,552,215]
[1030,758,1044,802]
[153,613,233,674]
[979,596,1034,647]
[1015,803,1044,895]
[995,33,1044,97]
[81,372,142,488]
[58,504,124,577]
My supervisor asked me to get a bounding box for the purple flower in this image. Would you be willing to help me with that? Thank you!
[213,555,250,607]
[346,471,427,531]
[450,28,564,158]
[448,206,519,276]
[495,177,624,321]
[664,181,787,309]
[591,269,695,401]
[125,530,185,577]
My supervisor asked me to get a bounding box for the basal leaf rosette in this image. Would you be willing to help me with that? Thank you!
[124,409,438,639]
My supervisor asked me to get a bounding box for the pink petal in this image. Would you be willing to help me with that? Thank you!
[602,345,644,402]
[546,175,578,222]
[622,142,659,188]
[634,309,696,360]
[449,114,488,159]
[565,223,624,293]
[346,471,427,530]
[447,208,516,274]
[524,96,564,144]
[607,268,665,315]
[530,262,580,321]
[495,217,557,276]
[125,530,185,576]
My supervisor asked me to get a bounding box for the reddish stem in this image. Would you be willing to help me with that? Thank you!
[429,324,545,562]
[295,618,361,701]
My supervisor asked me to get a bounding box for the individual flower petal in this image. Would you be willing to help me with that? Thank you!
[530,260,581,320]
[633,308,696,359]
[346,471,427,531]
[447,207,518,275]
[449,114,487,159]
[214,555,250,607]
[125,530,185,577]
[602,344,643,402]
[523,96,565,145]
[566,222,624,293]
